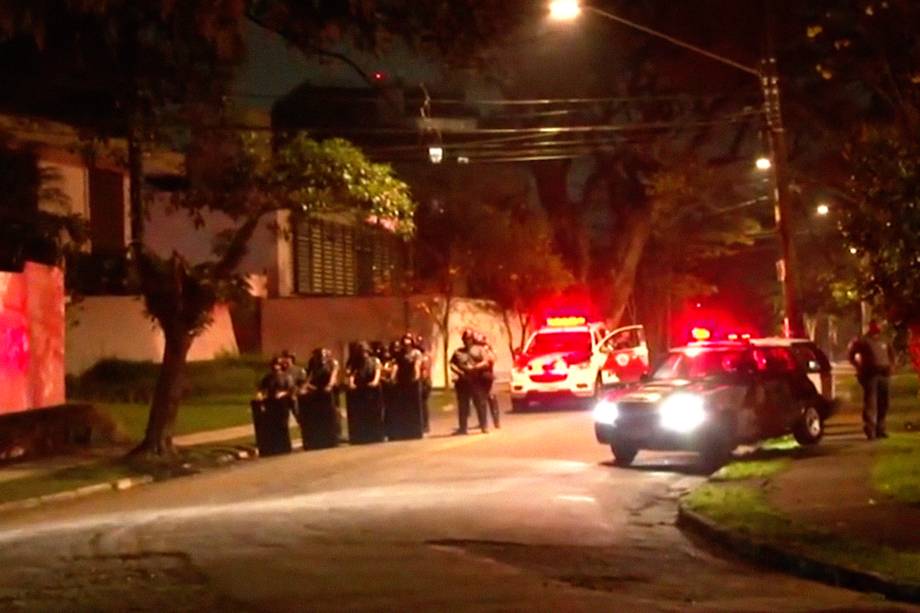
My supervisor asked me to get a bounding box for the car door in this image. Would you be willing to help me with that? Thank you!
[600,325,649,384]
[754,347,800,436]
[790,343,833,400]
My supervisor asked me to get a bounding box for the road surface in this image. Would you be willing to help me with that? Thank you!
[0,407,913,611]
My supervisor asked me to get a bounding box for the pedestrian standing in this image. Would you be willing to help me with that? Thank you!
[474,332,500,429]
[450,330,489,434]
[380,340,400,438]
[848,320,895,440]
[387,334,425,440]
[252,356,294,455]
[345,341,385,444]
[415,335,433,433]
[300,347,341,450]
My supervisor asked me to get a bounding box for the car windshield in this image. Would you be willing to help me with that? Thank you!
[526,331,592,355]
[652,349,746,380]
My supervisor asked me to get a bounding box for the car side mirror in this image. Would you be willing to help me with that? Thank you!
[512,349,522,360]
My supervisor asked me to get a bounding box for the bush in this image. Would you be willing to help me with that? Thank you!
[69,355,266,404]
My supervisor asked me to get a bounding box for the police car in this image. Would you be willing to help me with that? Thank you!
[592,330,835,469]
[510,316,649,411]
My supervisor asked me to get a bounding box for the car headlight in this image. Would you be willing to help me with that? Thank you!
[592,399,619,425]
[659,393,707,433]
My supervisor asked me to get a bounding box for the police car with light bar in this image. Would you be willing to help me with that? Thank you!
[510,316,649,411]
[592,329,836,470]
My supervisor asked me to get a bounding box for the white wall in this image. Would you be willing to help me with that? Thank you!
[261,295,521,388]
[66,296,239,375]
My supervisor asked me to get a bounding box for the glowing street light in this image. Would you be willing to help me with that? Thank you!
[549,0,582,21]
[816,203,830,216]
[550,1,805,338]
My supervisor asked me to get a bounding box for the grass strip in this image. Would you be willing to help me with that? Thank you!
[684,478,920,586]
[872,434,920,505]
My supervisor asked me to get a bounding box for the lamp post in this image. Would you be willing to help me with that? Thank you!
[550,0,805,338]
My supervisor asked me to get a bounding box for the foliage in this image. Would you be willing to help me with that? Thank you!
[794,2,920,331]
[836,133,920,327]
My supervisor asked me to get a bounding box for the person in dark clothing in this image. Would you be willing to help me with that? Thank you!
[474,332,500,429]
[848,320,895,439]
[415,335,433,433]
[345,341,384,444]
[380,340,400,438]
[252,357,294,455]
[450,329,489,434]
[300,348,341,449]
[387,334,425,439]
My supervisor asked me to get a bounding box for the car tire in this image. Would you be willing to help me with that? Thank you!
[610,442,638,467]
[793,404,824,445]
[511,399,528,413]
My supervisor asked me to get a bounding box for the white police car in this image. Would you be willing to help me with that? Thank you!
[511,316,649,411]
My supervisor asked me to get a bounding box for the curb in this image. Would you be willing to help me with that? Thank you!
[676,502,920,604]
[0,443,259,516]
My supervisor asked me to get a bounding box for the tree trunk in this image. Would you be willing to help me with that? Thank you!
[606,207,654,327]
[131,324,194,456]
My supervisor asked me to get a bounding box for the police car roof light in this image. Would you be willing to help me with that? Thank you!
[547,316,587,327]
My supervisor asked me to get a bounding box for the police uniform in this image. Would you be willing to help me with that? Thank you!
[346,343,385,444]
[300,348,341,450]
[387,337,425,440]
[478,337,500,429]
[416,337,433,433]
[253,361,294,455]
[451,335,489,434]
[848,324,894,439]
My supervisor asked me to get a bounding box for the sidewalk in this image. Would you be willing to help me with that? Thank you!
[679,409,920,602]
[769,414,920,551]
[0,397,467,512]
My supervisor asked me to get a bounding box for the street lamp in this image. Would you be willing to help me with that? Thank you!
[549,0,581,21]
[550,0,804,338]
[816,203,830,216]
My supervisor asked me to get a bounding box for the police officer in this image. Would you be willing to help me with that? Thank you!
[300,347,341,450]
[345,341,385,444]
[253,356,294,455]
[848,320,895,439]
[415,334,433,433]
[380,340,400,438]
[474,332,501,429]
[450,329,489,434]
[388,333,424,440]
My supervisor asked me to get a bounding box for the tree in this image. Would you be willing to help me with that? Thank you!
[793,1,920,374]
[634,161,764,350]
[2,3,418,455]
[130,128,414,455]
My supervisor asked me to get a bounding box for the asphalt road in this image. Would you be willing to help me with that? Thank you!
[0,406,914,612]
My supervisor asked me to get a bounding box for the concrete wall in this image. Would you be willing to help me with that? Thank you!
[0,263,65,414]
[261,295,521,388]
[66,296,239,375]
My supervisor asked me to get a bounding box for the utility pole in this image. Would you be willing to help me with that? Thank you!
[763,0,804,338]
[550,0,807,338]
